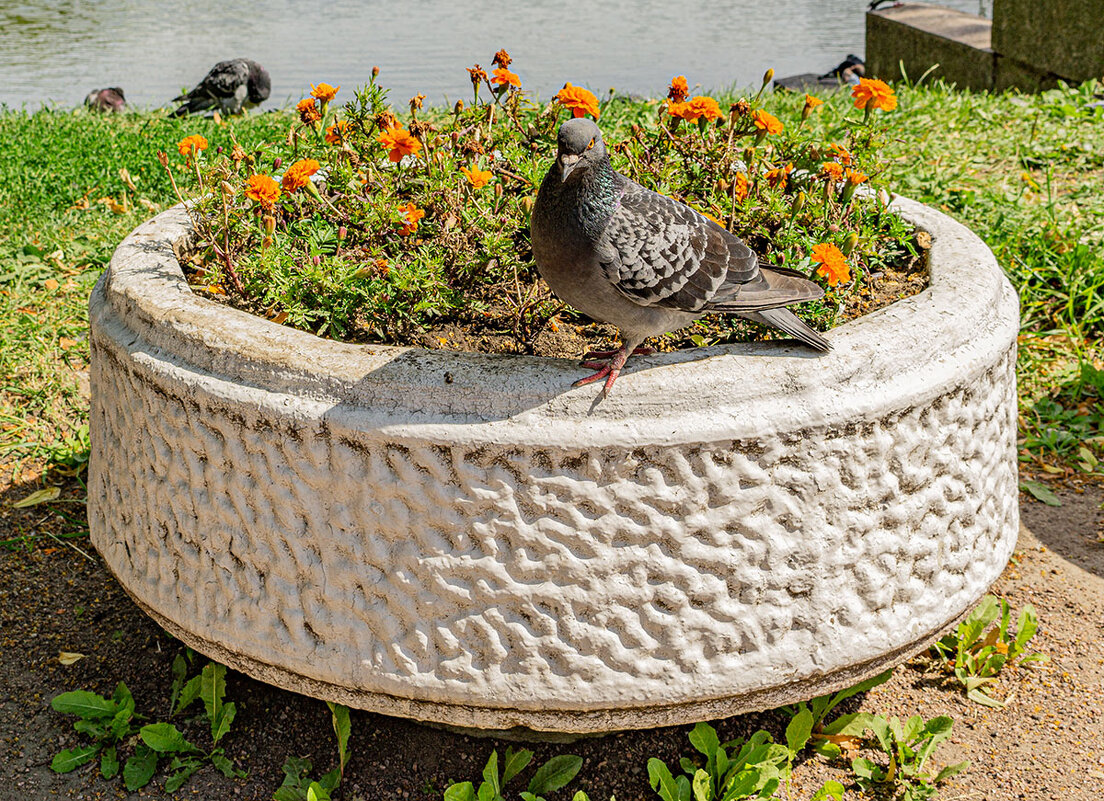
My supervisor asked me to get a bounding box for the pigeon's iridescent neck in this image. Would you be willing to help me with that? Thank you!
[575,155,619,239]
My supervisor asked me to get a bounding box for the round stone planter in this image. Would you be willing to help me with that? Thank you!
[88,195,1019,734]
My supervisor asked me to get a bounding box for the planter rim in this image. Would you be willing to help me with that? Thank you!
[97,195,1017,446]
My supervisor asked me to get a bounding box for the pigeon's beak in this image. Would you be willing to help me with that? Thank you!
[559,153,581,182]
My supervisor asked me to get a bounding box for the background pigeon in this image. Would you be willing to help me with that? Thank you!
[84,87,126,113]
[171,59,270,117]
[531,118,830,396]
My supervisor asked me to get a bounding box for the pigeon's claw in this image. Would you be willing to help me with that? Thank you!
[573,345,633,396]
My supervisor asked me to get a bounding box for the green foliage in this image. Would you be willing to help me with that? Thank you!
[781,669,893,758]
[442,747,584,801]
[273,702,352,801]
[929,595,1048,706]
[49,657,245,793]
[843,714,968,801]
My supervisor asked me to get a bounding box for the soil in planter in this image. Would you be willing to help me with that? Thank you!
[182,239,928,360]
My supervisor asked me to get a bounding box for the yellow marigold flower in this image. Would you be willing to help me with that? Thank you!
[851,77,897,111]
[460,164,493,189]
[244,174,281,207]
[765,162,794,188]
[555,82,600,119]
[281,158,320,192]
[804,94,824,110]
[324,120,350,145]
[668,75,689,103]
[491,68,521,88]
[752,109,783,134]
[311,83,340,104]
[670,95,723,123]
[827,143,852,165]
[177,134,208,157]
[296,98,321,125]
[492,49,512,69]
[820,162,844,181]
[811,243,851,286]
[377,125,422,162]
[846,169,868,185]
[733,172,749,203]
[398,202,425,236]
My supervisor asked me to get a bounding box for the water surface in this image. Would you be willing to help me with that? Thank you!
[0,0,988,110]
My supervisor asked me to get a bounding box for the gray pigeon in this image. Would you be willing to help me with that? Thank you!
[85,87,126,113]
[172,59,270,117]
[531,117,830,396]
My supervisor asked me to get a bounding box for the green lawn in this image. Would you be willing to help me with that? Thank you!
[1,79,1101,490]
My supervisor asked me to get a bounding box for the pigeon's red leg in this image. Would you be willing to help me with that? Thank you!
[573,344,632,395]
[582,346,655,360]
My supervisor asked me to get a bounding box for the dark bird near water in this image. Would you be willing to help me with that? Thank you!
[530,118,830,397]
[171,59,270,117]
[85,87,126,113]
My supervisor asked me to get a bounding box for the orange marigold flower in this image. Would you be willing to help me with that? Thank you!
[733,172,749,203]
[753,109,783,134]
[555,82,600,119]
[460,164,493,189]
[820,162,844,181]
[668,75,689,103]
[281,158,320,192]
[177,134,208,157]
[670,95,723,123]
[765,162,794,188]
[324,120,350,144]
[398,202,425,236]
[827,143,852,165]
[377,125,422,162]
[492,49,512,69]
[811,243,851,286]
[244,174,281,207]
[846,169,868,185]
[851,77,897,111]
[467,65,488,84]
[297,98,321,124]
[491,68,521,88]
[804,94,824,110]
[311,83,340,104]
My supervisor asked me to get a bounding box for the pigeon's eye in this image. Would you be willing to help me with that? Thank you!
[586,138,595,150]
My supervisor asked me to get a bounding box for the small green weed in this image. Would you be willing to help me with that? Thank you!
[273,701,352,801]
[443,747,585,801]
[50,656,245,792]
[929,595,1048,707]
[781,669,892,758]
[845,714,967,801]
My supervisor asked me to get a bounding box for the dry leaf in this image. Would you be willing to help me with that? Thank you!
[916,231,933,249]
[271,311,289,325]
[44,278,59,291]
[59,337,78,349]
[119,167,138,192]
[13,486,61,508]
[58,651,86,666]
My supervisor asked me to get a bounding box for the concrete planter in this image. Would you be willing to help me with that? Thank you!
[89,195,1019,733]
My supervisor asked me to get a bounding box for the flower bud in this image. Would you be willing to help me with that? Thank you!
[216,145,224,155]
[841,232,860,256]
[454,99,464,115]
[312,255,322,266]
[521,197,535,213]
[220,181,235,197]
[263,215,276,236]
[372,66,380,79]
[273,157,282,170]
[157,151,169,168]
[762,69,774,88]
[494,183,503,199]
[338,225,347,241]
[789,191,806,219]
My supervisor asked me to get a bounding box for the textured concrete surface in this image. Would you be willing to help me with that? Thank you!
[866,3,995,91]
[88,195,1020,732]
[993,0,1104,84]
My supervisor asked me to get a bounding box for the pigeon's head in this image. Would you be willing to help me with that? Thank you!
[247,62,272,104]
[555,118,606,183]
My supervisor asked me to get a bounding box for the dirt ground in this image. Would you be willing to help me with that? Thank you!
[1,475,1101,801]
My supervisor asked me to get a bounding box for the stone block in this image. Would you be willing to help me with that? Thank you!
[866,3,994,91]
[993,0,1104,84]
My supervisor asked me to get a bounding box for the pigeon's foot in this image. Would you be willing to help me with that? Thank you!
[573,345,633,396]
[582,346,654,361]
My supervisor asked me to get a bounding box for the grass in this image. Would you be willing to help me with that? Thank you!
[1,76,1102,506]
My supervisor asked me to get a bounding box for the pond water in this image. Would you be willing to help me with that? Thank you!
[0,0,988,111]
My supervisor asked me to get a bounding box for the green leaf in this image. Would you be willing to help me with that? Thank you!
[571,792,590,801]
[482,750,501,797]
[503,747,534,785]
[307,781,332,801]
[478,781,497,801]
[101,745,119,779]
[140,721,192,753]
[211,751,238,778]
[934,760,970,783]
[810,780,845,801]
[212,701,236,745]
[675,774,691,801]
[123,745,159,791]
[1014,605,1039,654]
[518,793,540,801]
[850,757,876,781]
[274,788,308,801]
[175,675,202,715]
[112,682,135,714]
[165,760,201,793]
[320,767,341,791]
[688,722,720,758]
[528,754,583,795]
[169,654,188,714]
[966,687,1005,707]
[51,690,116,719]
[1020,480,1061,506]
[201,662,227,738]
[51,744,99,773]
[691,768,712,801]
[648,758,680,801]
[785,707,814,755]
[326,701,351,774]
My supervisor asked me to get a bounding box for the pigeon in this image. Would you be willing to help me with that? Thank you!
[171,59,270,117]
[819,54,866,85]
[530,117,830,396]
[84,87,126,113]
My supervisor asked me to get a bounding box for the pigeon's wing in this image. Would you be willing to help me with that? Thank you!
[595,182,759,312]
[174,60,247,102]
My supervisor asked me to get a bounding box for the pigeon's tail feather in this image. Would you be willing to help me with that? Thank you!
[741,308,831,352]
[172,95,214,117]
